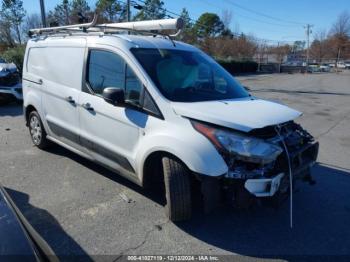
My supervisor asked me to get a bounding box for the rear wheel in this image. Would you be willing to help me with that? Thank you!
[28,111,50,149]
[162,156,192,221]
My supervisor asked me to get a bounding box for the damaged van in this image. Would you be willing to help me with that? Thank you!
[23,17,318,221]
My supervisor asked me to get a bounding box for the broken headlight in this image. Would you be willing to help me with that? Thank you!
[192,121,283,164]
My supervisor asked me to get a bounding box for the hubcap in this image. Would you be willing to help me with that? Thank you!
[30,115,42,145]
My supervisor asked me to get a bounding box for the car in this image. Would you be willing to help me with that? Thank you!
[307,64,320,73]
[0,57,22,104]
[337,62,346,69]
[319,64,331,72]
[23,18,319,221]
[0,184,58,261]
[345,62,350,69]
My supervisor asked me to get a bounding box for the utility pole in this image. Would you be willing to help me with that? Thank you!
[126,0,131,22]
[39,0,47,27]
[305,24,313,68]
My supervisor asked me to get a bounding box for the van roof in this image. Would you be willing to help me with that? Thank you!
[28,34,198,52]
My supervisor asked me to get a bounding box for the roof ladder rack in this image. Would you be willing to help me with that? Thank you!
[29,14,98,36]
[28,16,184,38]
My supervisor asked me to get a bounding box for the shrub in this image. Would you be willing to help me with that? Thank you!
[1,45,26,75]
[217,60,258,74]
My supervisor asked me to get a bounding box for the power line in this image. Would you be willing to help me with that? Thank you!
[223,0,305,26]
[201,0,299,28]
[130,0,303,44]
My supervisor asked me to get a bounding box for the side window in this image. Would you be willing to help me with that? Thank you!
[87,50,125,94]
[125,65,142,105]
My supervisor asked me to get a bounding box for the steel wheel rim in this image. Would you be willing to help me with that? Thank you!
[30,115,42,145]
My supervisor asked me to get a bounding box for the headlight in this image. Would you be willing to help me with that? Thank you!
[191,120,283,164]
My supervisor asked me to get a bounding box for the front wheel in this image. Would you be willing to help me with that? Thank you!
[28,111,50,149]
[162,156,192,221]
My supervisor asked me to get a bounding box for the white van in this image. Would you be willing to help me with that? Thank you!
[23,19,318,221]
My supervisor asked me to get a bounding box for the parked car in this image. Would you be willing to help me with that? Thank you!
[345,61,350,69]
[307,64,320,73]
[0,57,22,104]
[329,62,346,69]
[319,64,331,72]
[0,184,57,261]
[23,19,319,221]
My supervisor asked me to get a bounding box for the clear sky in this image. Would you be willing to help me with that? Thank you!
[24,0,350,43]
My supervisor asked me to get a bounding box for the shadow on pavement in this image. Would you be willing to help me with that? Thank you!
[0,104,23,117]
[176,164,350,259]
[5,187,93,262]
[43,144,350,259]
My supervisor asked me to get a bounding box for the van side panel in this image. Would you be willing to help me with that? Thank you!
[28,46,85,91]
[25,38,86,148]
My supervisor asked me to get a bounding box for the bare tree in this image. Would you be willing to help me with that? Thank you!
[0,19,15,47]
[330,11,350,64]
[310,29,328,62]
[220,9,234,37]
[269,44,291,72]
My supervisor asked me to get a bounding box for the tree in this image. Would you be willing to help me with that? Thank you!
[96,0,126,22]
[72,0,90,22]
[20,13,42,42]
[0,18,14,46]
[1,0,26,44]
[194,13,224,38]
[292,41,306,52]
[178,8,195,43]
[47,0,72,26]
[330,11,350,64]
[310,29,328,62]
[134,0,166,21]
[269,44,291,72]
[221,9,233,37]
[1,45,25,74]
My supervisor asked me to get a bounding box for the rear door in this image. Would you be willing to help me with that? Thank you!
[78,47,147,180]
[40,39,86,147]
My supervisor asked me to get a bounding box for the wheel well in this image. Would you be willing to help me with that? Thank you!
[25,105,37,126]
[142,151,200,203]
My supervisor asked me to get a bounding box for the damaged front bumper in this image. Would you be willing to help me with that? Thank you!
[244,173,285,197]
[220,122,319,208]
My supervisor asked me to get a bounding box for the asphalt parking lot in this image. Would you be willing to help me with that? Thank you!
[1,71,350,261]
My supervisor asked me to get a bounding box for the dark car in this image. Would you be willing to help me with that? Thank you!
[0,184,58,261]
[0,58,22,104]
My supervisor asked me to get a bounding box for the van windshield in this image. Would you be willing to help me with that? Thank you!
[130,48,249,102]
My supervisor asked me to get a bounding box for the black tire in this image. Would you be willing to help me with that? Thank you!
[162,156,192,221]
[28,111,50,149]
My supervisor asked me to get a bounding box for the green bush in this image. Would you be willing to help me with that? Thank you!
[217,60,258,74]
[1,45,26,75]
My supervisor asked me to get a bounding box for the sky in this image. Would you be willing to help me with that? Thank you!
[23,0,350,43]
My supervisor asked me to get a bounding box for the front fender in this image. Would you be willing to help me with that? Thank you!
[136,131,228,183]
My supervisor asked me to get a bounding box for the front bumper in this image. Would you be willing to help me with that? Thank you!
[0,83,23,100]
[224,140,319,204]
[244,173,285,197]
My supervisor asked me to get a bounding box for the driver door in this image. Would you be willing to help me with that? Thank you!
[78,48,146,180]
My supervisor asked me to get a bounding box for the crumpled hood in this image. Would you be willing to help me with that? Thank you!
[172,98,302,132]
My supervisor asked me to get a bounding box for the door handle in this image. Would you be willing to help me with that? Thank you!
[82,103,94,111]
[65,96,75,104]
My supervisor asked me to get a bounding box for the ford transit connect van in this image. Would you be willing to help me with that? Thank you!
[23,18,318,221]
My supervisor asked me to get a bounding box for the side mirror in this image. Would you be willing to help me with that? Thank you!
[102,87,125,106]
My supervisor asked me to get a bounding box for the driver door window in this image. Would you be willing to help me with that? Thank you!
[87,50,125,94]
[86,49,158,115]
